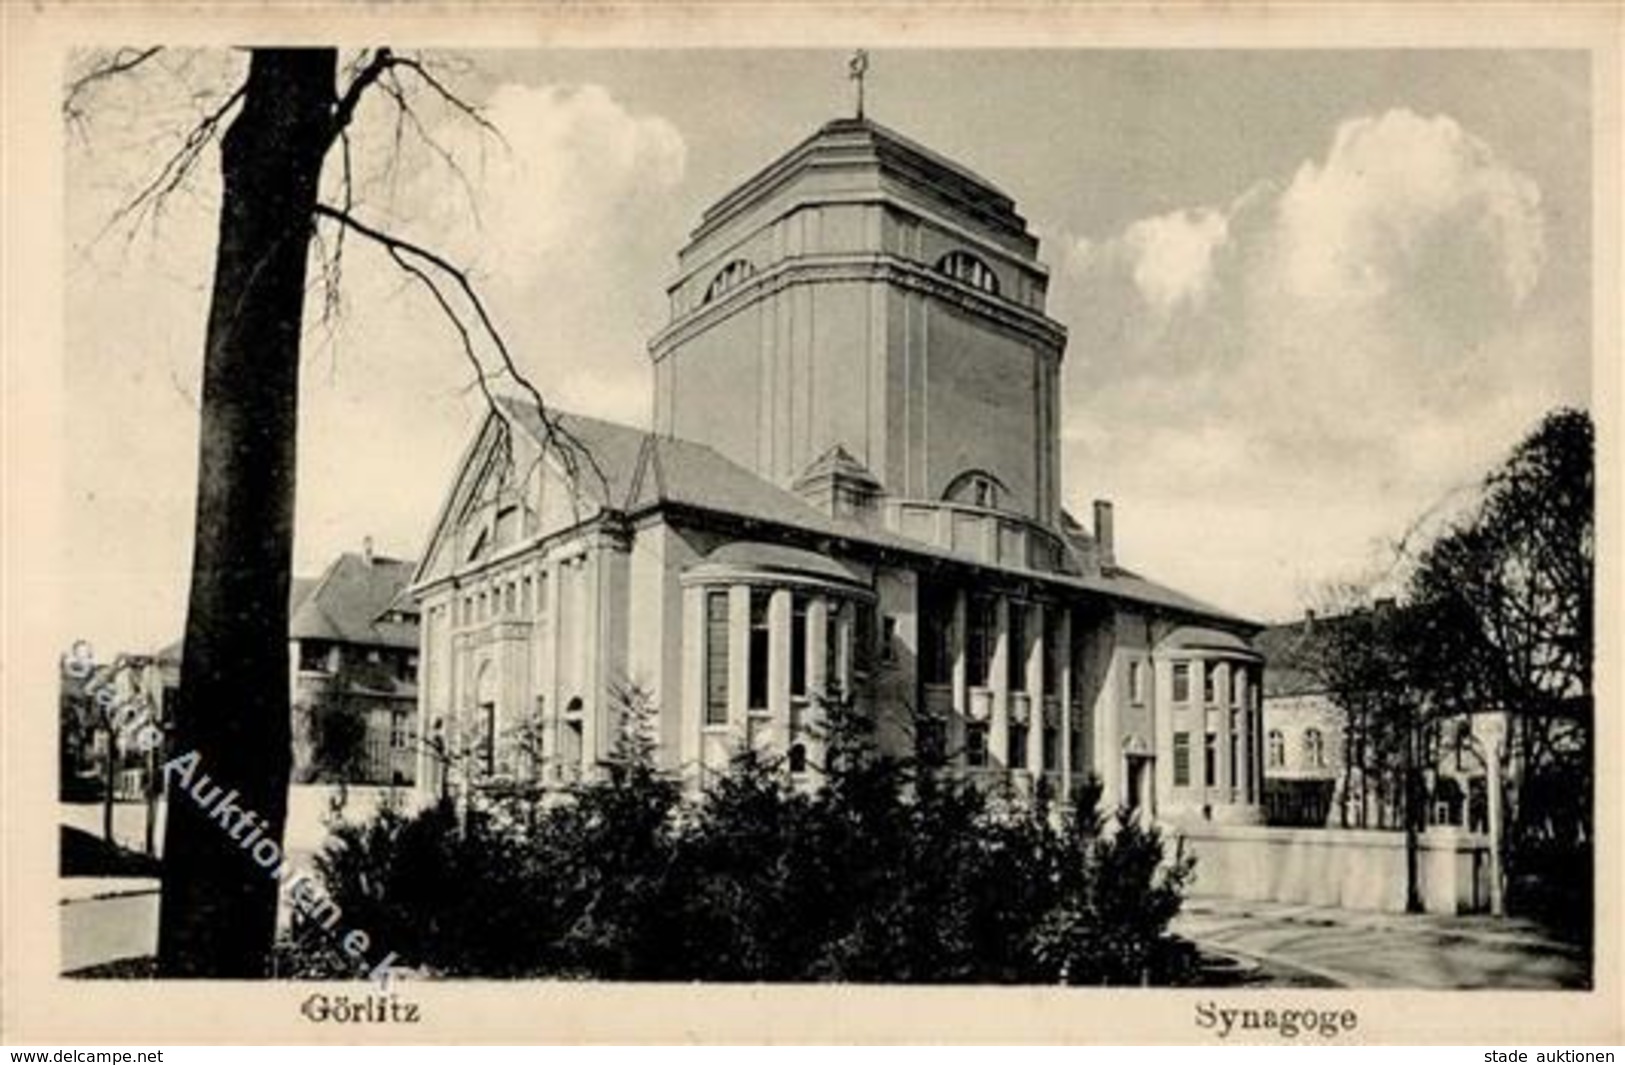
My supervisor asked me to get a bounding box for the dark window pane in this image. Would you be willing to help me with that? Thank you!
[965,722,989,767]
[1007,603,1027,692]
[791,597,807,697]
[748,590,770,710]
[1009,723,1028,769]
[705,591,730,725]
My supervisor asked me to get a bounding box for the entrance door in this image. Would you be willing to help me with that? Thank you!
[1125,754,1153,814]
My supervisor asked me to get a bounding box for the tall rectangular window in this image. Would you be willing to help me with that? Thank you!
[1007,603,1027,692]
[1129,660,1145,705]
[1008,723,1028,769]
[704,590,730,725]
[920,587,953,684]
[965,722,989,768]
[1172,661,1191,703]
[1042,726,1059,771]
[1041,613,1060,695]
[481,702,497,776]
[790,596,808,697]
[1173,732,1191,787]
[966,595,994,688]
[748,590,770,711]
[1203,732,1218,787]
[825,613,839,694]
[1204,662,1221,704]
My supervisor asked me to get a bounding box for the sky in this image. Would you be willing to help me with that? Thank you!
[62,48,1593,656]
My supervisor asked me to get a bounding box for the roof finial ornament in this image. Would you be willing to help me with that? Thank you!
[848,49,869,120]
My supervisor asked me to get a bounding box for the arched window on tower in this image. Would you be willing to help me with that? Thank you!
[703,258,756,304]
[943,469,1009,511]
[935,250,1000,296]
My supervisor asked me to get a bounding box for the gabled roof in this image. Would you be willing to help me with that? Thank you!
[496,397,856,536]
[1254,614,1359,697]
[288,553,418,649]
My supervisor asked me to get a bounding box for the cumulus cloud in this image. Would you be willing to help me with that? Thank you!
[1057,107,1580,617]
[1121,207,1230,314]
[1270,109,1545,308]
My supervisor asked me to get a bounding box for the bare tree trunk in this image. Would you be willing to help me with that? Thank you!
[157,49,336,978]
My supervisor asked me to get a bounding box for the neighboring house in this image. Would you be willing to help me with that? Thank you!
[288,543,420,787]
[143,542,421,789]
[1257,608,1499,832]
[410,116,1264,823]
[1253,613,1347,827]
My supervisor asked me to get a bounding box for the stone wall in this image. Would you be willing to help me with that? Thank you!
[1175,821,1493,915]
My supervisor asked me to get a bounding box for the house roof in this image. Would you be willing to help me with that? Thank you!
[289,553,419,649]
[1254,614,1357,697]
[495,398,1255,632]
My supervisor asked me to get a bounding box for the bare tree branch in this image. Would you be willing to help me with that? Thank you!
[63,46,163,130]
[312,203,610,504]
[94,81,248,245]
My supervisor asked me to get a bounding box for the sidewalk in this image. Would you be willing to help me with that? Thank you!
[1172,895,1589,989]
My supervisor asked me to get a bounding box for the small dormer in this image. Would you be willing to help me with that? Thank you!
[793,445,883,524]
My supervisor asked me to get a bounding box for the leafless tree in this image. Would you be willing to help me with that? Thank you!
[65,45,599,977]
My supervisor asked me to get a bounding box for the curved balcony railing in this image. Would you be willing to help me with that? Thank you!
[883,499,1069,574]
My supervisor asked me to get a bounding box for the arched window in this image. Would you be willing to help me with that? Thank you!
[1304,728,1324,769]
[943,469,1009,510]
[703,258,756,303]
[935,250,1000,295]
[1267,729,1285,769]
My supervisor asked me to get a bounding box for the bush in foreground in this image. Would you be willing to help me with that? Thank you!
[285,700,1195,983]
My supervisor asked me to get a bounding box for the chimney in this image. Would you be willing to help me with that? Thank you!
[1304,608,1317,630]
[363,536,375,565]
[1092,499,1115,568]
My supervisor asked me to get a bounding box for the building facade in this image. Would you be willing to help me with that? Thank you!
[411,117,1263,823]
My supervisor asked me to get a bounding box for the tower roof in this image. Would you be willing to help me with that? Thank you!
[690,117,1035,253]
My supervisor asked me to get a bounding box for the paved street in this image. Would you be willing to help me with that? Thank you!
[61,888,159,974]
[1173,896,1589,989]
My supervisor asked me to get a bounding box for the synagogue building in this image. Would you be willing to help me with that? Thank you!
[409,115,1264,823]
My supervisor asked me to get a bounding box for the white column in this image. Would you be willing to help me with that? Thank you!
[1058,607,1074,800]
[1235,667,1252,806]
[1217,661,1232,802]
[1026,602,1046,776]
[806,597,830,769]
[836,600,855,696]
[728,584,751,746]
[950,588,968,769]
[679,585,705,779]
[1479,714,1508,916]
[768,588,793,756]
[582,552,603,767]
[1152,654,1174,817]
[990,596,1010,768]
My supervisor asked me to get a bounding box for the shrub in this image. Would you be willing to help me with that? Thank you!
[289,697,1196,983]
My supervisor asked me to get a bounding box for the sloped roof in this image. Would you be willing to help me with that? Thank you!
[288,553,418,649]
[692,117,1032,249]
[1160,624,1260,657]
[495,399,1254,632]
[697,540,868,588]
[497,397,856,536]
[1254,616,1341,697]
[794,444,883,491]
